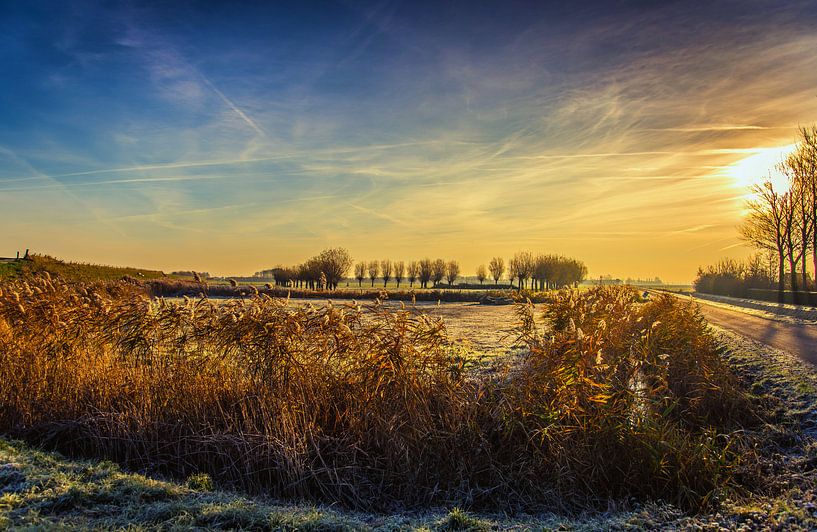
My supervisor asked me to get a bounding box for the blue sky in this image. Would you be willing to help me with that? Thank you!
[2,1,817,281]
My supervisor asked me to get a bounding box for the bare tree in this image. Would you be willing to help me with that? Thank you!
[509,251,534,290]
[314,248,352,290]
[394,261,405,288]
[302,258,322,290]
[787,132,817,289]
[476,264,487,285]
[380,259,393,287]
[488,257,505,285]
[367,261,379,287]
[419,259,432,289]
[741,179,790,301]
[354,262,366,287]
[532,255,547,290]
[431,259,446,287]
[802,126,817,284]
[407,261,419,288]
[740,126,817,300]
[790,164,812,291]
[445,260,460,286]
[783,187,802,295]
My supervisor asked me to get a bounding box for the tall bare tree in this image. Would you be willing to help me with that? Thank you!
[419,259,432,289]
[354,262,366,287]
[788,129,817,289]
[394,261,405,288]
[509,251,534,290]
[367,261,379,287]
[432,259,446,287]
[741,179,790,300]
[803,126,817,283]
[407,261,419,287]
[380,259,393,287]
[475,264,487,285]
[445,260,460,286]
[740,126,817,300]
[488,257,505,284]
[791,164,813,290]
[781,175,802,296]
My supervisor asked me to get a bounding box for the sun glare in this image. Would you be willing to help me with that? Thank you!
[724,144,797,192]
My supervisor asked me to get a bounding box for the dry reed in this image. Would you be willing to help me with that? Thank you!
[0,278,759,511]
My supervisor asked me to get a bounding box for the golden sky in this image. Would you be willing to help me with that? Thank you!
[2,2,817,282]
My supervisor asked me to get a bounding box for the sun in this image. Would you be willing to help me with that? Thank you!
[724,144,797,192]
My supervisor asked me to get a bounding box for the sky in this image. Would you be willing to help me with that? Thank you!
[2,1,817,282]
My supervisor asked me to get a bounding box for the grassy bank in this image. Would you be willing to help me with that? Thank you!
[0,254,166,282]
[0,279,761,512]
[1,437,763,530]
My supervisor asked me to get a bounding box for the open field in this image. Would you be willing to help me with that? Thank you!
[280,299,528,357]
[171,296,528,357]
[2,274,817,527]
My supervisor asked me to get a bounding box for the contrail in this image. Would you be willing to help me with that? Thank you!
[1,141,440,183]
[3,155,298,181]
[201,77,265,136]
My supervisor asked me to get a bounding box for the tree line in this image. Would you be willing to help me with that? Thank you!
[261,249,587,291]
[738,126,817,300]
[353,259,459,289]
[506,252,588,290]
[693,254,776,298]
[266,248,353,290]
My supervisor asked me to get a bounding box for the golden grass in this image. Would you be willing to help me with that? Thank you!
[0,277,760,511]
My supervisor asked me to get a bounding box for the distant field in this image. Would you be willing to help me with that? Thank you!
[277,298,530,357]
[645,284,694,293]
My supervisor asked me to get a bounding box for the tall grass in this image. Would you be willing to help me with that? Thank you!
[0,278,759,511]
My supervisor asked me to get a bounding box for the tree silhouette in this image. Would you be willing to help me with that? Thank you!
[489,257,505,285]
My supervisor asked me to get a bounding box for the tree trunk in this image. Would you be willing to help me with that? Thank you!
[777,253,785,303]
[788,251,799,303]
[813,245,817,291]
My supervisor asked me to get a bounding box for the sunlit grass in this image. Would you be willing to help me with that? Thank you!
[0,277,761,511]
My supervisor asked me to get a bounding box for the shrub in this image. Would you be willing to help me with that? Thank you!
[693,256,776,298]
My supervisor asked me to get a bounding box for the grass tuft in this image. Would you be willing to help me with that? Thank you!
[437,507,491,531]
[186,472,215,492]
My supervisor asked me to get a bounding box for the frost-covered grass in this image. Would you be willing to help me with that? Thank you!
[3,435,815,530]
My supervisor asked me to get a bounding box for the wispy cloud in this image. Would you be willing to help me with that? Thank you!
[2,1,817,280]
[200,77,266,136]
[647,125,774,132]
